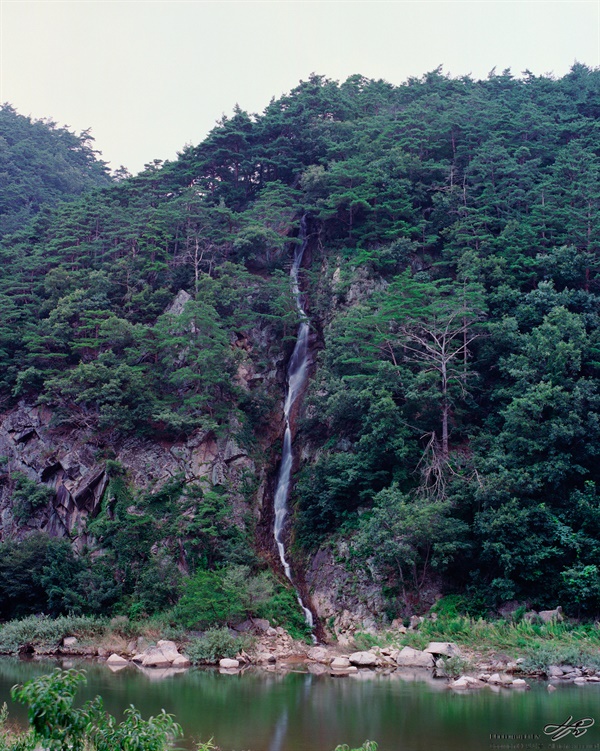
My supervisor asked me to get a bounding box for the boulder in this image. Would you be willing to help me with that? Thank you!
[307,647,329,663]
[107,653,129,667]
[219,658,239,669]
[451,677,469,689]
[497,600,525,619]
[511,679,529,688]
[233,620,254,633]
[330,665,358,676]
[349,651,379,667]
[62,637,78,648]
[172,655,191,668]
[488,673,513,685]
[330,657,351,670]
[394,646,435,668]
[451,675,484,690]
[547,665,564,677]
[425,642,461,657]
[408,616,424,630]
[252,618,271,633]
[141,647,172,668]
[539,607,564,624]
[156,640,180,662]
[254,652,276,664]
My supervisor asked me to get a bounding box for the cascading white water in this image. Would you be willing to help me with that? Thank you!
[273,216,314,632]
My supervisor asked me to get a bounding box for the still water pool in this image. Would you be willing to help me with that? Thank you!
[0,658,598,751]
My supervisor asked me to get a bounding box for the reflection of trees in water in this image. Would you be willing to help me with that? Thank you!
[2,660,600,750]
[269,673,313,751]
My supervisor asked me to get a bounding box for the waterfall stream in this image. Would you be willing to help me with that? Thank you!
[273,216,314,632]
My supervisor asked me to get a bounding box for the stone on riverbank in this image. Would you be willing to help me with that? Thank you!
[394,647,435,668]
[132,641,188,669]
[172,655,191,668]
[425,642,461,657]
[156,640,180,662]
[330,657,351,670]
[349,651,380,667]
[451,675,485,690]
[255,652,277,664]
[307,646,329,663]
[330,665,358,676]
[488,673,513,686]
[539,607,563,624]
[107,654,129,667]
[140,647,172,668]
[219,658,240,669]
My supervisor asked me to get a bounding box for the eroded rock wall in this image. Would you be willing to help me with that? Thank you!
[0,402,259,548]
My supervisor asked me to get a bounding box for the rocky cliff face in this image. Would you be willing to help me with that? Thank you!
[0,402,259,549]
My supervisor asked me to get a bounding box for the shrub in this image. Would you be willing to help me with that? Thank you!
[437,655,471,679]
[11,669,181,751]
[255,584,313,641]
[0,615,106,653]
[10,473,54,524]
[185,627,249,664]
[174,570,244,629]
[520,644,584,672]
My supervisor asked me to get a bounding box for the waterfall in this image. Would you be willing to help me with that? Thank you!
[273,216,314,632]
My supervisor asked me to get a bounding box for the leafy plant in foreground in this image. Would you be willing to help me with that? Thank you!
[11,668,182,751]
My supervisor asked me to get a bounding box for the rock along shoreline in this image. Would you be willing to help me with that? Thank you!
[15,621,600,691]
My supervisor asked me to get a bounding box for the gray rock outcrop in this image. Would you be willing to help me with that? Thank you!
[394,646,435,668]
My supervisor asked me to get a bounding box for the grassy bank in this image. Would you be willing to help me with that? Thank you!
[355,616,600,672]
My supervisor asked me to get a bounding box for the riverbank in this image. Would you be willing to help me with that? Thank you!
[3,612,600,687]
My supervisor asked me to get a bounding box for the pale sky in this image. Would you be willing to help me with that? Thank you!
[1,0,598,174]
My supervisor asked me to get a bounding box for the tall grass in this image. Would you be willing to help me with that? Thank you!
[0,615,107,653]
[355,616,600,670]
[400,616,600,653]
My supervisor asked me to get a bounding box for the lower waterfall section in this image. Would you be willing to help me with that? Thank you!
[272,217,314,633]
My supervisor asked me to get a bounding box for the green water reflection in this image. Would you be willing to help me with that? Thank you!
[0,658,598,751]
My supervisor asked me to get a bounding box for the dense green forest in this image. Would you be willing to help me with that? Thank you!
[0,105,112,239]
[1,64,600,626]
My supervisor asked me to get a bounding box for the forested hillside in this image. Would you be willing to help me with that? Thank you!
[0,105,112,239]
[1,65,599,629]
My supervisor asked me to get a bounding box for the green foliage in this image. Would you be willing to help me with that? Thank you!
[186,627,249,664]
[353,485,468,606]
[9,473,54,523]
[255,583,314,641]
[3,67,600,620]
[11,669,181,751]
[437,655,471,679]
[560,564,600,616]
[174,569,244,630]
[0,534,85,619]
[173,564,310,637]
[0,702,36,751]
[0,104,111,239]
[0,615,105,653]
